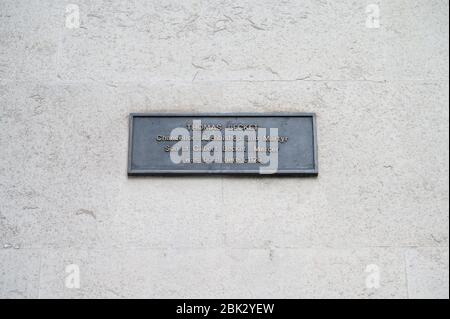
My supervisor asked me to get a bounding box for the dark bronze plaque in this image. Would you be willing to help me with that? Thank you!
[128,113,318,176]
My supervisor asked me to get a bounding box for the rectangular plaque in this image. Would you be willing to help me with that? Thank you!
[128,113,318,176]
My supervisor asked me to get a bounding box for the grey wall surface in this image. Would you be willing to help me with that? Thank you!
[0,0,448,299]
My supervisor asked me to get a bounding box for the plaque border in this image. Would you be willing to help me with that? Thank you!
[128,113,318,176]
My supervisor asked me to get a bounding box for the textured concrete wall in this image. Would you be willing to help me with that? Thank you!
[0,0,448,299]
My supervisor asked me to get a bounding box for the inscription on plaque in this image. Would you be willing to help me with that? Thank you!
[128,113,318,176]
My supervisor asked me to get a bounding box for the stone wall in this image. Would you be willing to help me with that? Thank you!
[0,0,448,298]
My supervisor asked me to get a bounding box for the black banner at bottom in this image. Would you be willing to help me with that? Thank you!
[1,299,446,317]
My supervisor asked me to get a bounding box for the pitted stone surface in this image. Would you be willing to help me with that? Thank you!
[0,0,448,298]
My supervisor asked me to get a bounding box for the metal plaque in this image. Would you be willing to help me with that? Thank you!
[128,113,318,176]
